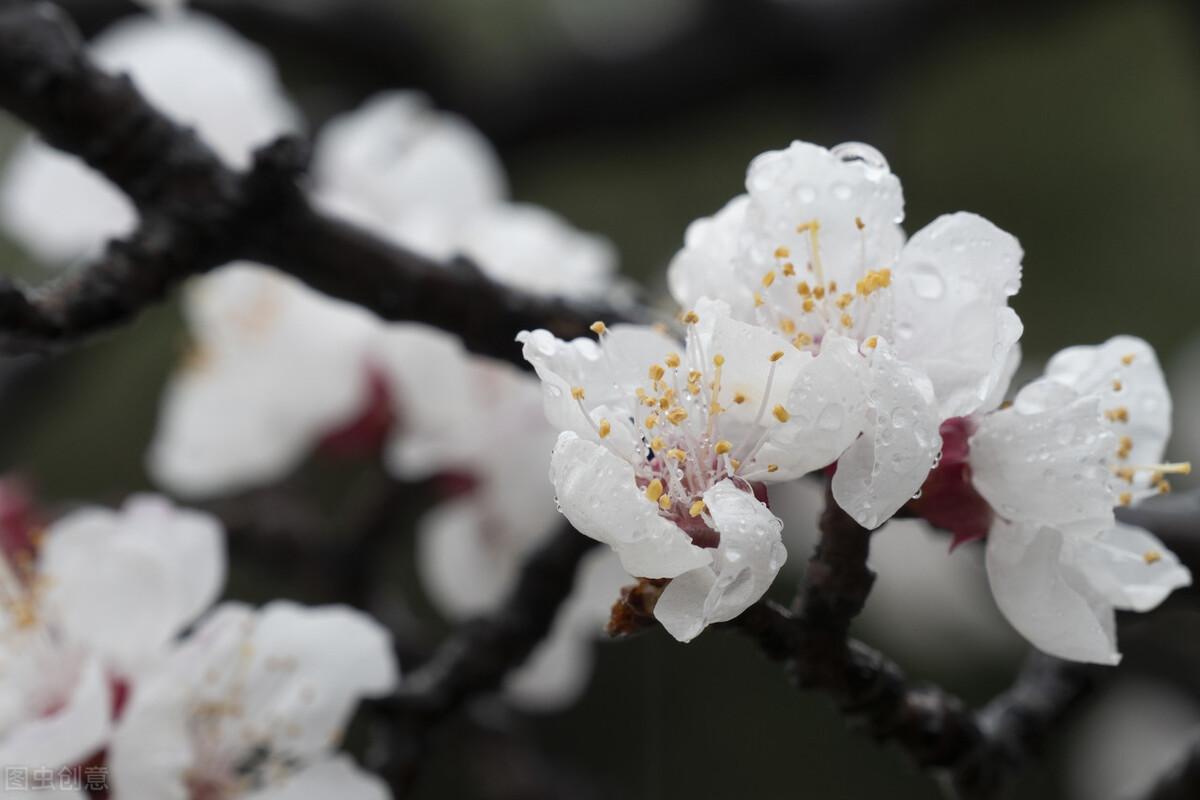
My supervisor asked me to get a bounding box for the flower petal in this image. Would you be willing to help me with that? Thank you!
[549,432,710,578]
[891,212,1024,419]
[970,378,1117,530]
[40,495,225,675]
[741,141,905,292]
[244,755,390,800]
[831,341,941,529]
[654,480,786,641]
[457,203,616,298]
[0,655,110,771]
[746,333,869,481]
[1044,336,1170,467]
[312,91,504,259]
[667,195,758,320]
[986,521,1120,664]
[1069,522,1191,612]
[149,265,378,497]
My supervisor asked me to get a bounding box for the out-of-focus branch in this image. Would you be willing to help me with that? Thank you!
[1140,729,1200,800]
[373,525,596,792]
[0,0,642,363]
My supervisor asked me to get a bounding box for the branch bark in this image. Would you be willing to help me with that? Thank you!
[0,0,643,363]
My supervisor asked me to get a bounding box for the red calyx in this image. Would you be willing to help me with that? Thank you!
[319,366,397,458]
[906,417,993,550]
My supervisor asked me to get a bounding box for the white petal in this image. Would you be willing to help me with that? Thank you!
[312,91,504,259]
[747,333,870,481]
[149,265,378,497]
[40,495,225,675]
[1070,523,1191,612]
[704,311,807,427]
[2,12,300,264]
[0,656,110,771]
[244,756,390,800]
[741,141,905,292]
[831,342,941,529]
[981,343,1022,413]
[667,195,758,320]
[890,212,1024,418]
[503,625,593,712]
[971,378,1117,530]
[457,204,616,299]
[549,433,710,578]
[372,325,476,480]
[416,500,526,620]
[986,521,1120,664]
[1044,336,1170,466]
[654,480,785,641]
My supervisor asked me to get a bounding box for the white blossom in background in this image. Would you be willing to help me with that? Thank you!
[668,140,1023,529]
[311,92,506,260]
[0,11,300,265]
[522,298,873,640]
[969,336,1191,664]
[109,601,397,800]
[148,264,383,498]
[1067,679,1200,800]
[0,495,223,780]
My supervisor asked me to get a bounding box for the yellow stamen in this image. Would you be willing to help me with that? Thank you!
[774,246,790,259]
[754,292,764,307]
[797,281,811,297]
[571,386,585,400]
[713,354,725,367]
[1118,491,1133,506]
[865,335,879,349]
[665,352,681,369]
[658,495,672,510]
[1143,550,1163,564]
[772,405,790,423]
[598,419,611,438]
[715,440,732,455]
[855,216,865,230]
[767,464,779,473]
[840,313,853,328]
[1105,407,1130,423]
[769,350,785,362]
[667,408,689,425]
[782,262,796,277]
[650,436,665,451]
[1112,379,1123,392]
[780,318,796,334]
[793,333,813,348]
[648,364,665,381]
[644,479,664,503]
[733,392,747,405]
[1121,353,1135,365]
[667,448,687,461]
[802,298,815,313]
[762,271,776,288]
[645,414,658,429]
[689,500,706,518]
[683,311,700,325]
[590,321,607,335]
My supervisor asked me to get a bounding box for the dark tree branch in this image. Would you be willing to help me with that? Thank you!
[372,525,596,792]
[0,0,643,364]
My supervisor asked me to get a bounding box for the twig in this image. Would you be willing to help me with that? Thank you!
[372,525,596,792]
[0,0,642,363]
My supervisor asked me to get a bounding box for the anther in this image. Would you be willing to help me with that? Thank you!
[668,448,687,461]
[772,405,790,423]
[665,352,681,369]
[667,408,689,425]
[590,321,607,335]
[644,479,664,503]
[733,392,747,405]
[865,335,879,349]
[689,500,706,518]
[1121,353,1136,365]
[774,246,790,259]
[1144,550,1162,564]
[683,311,700,324]
[715,440,732,455]
[762,272,776,288]
[648,364,665,381]
[769,350,785,362]
[599,419,611,438]
[767,464,779,473]
[571,386,585,400]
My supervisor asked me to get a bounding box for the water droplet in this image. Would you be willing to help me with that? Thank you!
[817,405,845,431]
[896,321,914,340]
[909,262,944,300]
[831,182,852,201]
[797,184,817,203]
[830,142,890,176]
[548,385,562,398]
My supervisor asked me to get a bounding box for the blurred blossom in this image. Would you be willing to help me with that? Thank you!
[550,0,698,61]
[0,493,222,781]
[769,480,1020,663]
[967,337,1191,664]
[669,140,1023,530]
[1067,680,1200,800]
[311,92,506,261]
[0,11,300,265]
[109,601,397,800]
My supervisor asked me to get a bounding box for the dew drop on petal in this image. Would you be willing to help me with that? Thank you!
[830,142,890,176]
[909,262,945,300]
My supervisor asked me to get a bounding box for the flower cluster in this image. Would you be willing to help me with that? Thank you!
[0,488,397,798]
[522,140,1190,660]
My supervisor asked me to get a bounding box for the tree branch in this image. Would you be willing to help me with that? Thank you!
[0,0,643,364]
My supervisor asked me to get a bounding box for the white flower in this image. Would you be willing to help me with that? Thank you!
[668,140,1023,528]
[970,336,1192,664]
[0,11,300,265]
[521,299,873,639]
[108,601,398,800]
[148,264,383,498]
[0,495,223,775]
[311,92,506,260]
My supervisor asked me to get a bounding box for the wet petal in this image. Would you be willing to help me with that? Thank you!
[667,195,758,320]
[891,212,1023,418]
[654,480,785,641]
[1071,522,1191,612]
[549,433,710,578]
[831,341,941,529]
[986,521,1120,664]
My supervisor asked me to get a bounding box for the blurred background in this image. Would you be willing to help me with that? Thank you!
[1,0,1199,797]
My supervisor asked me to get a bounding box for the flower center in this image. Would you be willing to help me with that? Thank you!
[754,218,892,352]
[581,318,791,538]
